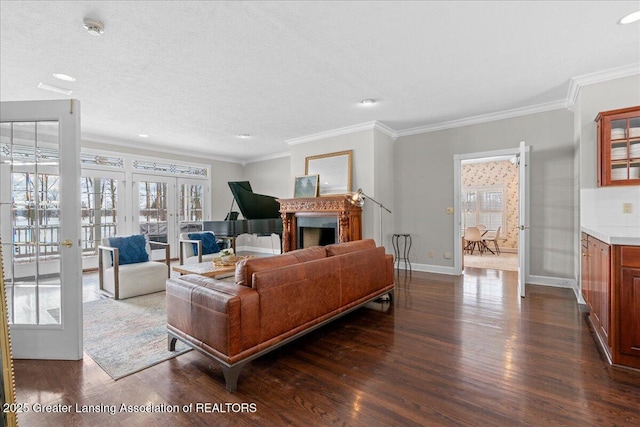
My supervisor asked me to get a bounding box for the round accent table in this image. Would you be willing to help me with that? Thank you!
[392,234,412,273]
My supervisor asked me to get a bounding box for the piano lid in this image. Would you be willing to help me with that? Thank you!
[228,181,281,220]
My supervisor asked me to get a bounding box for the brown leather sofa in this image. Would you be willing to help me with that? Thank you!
[166,239,394,392]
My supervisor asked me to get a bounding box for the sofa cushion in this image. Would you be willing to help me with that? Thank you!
[188,232,220,256]
[235,253,300,288]
[325,239,376,257]
[108,235,149,265]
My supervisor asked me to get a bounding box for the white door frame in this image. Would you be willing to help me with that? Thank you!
[453,145,530,296]
[0,99,82,359]
[517,141,530,298]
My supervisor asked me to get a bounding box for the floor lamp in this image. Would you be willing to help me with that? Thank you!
[349,188,391,246]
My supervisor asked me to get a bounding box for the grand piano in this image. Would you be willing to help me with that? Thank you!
[203,181,283,243]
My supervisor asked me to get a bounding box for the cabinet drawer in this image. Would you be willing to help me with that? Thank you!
[620,246,640,268]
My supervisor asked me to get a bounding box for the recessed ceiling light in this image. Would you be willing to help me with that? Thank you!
[37,82,73,95]
[138,134,149,138]
[360,99,376,105]
[619,10,640,24]
[53,73,76,82]
[238,134,251,139]
[83,18,105,35]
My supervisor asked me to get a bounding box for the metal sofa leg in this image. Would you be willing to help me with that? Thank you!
[220,362,247,393]
[168,335,178,351]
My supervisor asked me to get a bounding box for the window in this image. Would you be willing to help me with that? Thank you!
[12,172,60,262]
[461,185,506,233]
[80,176,119,255]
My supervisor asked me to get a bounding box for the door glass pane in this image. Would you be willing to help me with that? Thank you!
[0,120,61,325]
[179,183,203,233]
[81,177,119,254]
[139,181,168,243]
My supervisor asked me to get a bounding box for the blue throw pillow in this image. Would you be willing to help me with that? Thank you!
[108,235,149,265]
[188,233,220,256]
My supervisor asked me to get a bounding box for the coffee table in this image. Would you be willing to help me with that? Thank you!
[172,256,251,279]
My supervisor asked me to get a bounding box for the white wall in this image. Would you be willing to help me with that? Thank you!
[244,156,291,200]
[578,74,640,231]
[373,129,395,251]
[240,156,291,252]
[289,128,378,241]
[394,109,575,279]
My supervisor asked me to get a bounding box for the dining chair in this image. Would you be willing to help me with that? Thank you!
[464,226,483,255]
[482,226,501,255]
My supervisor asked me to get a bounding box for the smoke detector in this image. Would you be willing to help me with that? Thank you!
[83,18,104,36]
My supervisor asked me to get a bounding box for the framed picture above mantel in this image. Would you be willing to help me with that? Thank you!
[293,174,319,198]
[305,150,352,196]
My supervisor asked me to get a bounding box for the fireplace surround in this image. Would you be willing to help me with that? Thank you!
[277,196,362,252]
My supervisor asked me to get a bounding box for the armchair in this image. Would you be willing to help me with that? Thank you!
[178,231,220,265]
[98,234,170,300]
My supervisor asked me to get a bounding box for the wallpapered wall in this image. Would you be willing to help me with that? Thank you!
[462,160,518,250]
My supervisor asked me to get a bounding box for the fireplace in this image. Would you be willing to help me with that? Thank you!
[277,196,362,252]
[297,217,338,248]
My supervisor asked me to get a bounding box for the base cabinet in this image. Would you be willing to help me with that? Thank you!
[617,246,640,364]
[582,234,640,369]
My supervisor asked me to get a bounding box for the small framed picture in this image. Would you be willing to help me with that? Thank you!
[293,174,319,198]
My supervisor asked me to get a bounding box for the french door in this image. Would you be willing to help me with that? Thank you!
[80,169,126,270]
[0,100,82,359]
[132,174,207,259]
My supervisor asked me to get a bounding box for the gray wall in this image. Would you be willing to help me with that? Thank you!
[394,109,575,279]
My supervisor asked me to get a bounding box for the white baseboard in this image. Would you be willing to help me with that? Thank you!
[527,274,577,289]
[406,262,458,275]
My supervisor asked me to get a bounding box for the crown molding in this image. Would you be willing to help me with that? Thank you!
[373,121,398,140]
[286,120,397,146]
[81,133,242,164]
[566,63,640,108]
[244,151,291,165]
[395,99,568,137]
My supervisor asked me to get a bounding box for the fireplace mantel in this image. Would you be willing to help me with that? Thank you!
[277,196,362,252]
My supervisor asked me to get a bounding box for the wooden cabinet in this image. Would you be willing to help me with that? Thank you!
[596,106,640,186]
[616,246,640,364]
[581,233,610,349]
[582,233,640,369]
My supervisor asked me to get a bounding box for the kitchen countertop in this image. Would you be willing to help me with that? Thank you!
[581,226,640,246]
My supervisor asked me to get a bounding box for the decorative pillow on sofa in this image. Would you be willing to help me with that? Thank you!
[188,232,220,256]
[108,235,149,265]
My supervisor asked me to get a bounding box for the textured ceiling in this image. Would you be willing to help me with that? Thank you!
[1,1,639,163]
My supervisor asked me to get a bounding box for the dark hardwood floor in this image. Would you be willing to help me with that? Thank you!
[13,267,640,426]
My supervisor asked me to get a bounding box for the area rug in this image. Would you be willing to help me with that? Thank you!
[83,292,190,380]
[464,252,518,272]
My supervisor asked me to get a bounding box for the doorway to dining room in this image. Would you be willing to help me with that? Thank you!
[459,154,519,272]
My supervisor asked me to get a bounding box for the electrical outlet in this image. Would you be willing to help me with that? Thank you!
[623,203,633,214]
[444,252,451,259]
[446,207,454,214]
[428,250,434,258]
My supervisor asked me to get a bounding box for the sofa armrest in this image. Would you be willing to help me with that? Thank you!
[166,275,260,359]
